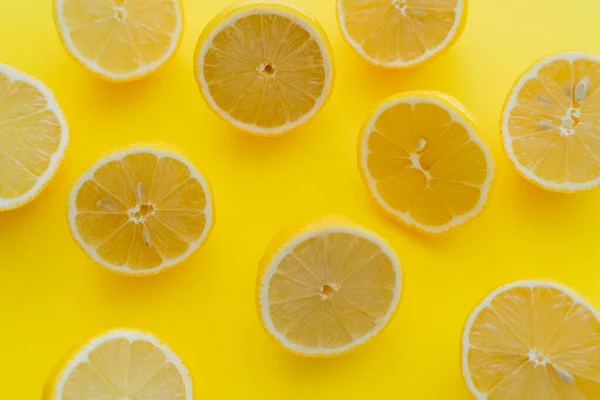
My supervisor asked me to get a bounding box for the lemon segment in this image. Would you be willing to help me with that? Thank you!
[195,2,334,135]
[68,146,214,276]
[45,329,193,400]
[358,91,493,234]
[257,218,402,356]
[502,52,600,192]
[54,0,183,81]
[0,64,68,210]
[462,281,600,399]
[337,0,467,68]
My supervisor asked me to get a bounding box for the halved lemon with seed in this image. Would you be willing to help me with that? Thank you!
[45,329,193,400]
[462,281,600,399]
[358,91,493,234]
[54,0,183,81]
[0,64,68,211]
[257,218,402,356]
[503,52,600,192]
[194,2,334,135]
[68,146,213,275]
[337,0,467,68]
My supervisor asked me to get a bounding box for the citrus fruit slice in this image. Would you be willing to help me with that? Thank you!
[0,64,68,211]
[194,2,334,135]
[337,0,467,68]
[45,329,193,400]
[54,0,183,82]
[462,281,600,399]
[502,52,600,192]
[68,146,214,275]
[257,218,402,356]
[358,91,493,234]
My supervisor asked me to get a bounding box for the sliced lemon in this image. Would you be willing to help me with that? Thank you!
[0,64,68,211]
[45,329,193,400]
[502,52,600,192]
[337,0,467,68]
[462,281,600,399]
[194,2,334,135]
[257,218,402,356]
[54,0,183,82]
[358,91,493,234]
[68,146,214,276]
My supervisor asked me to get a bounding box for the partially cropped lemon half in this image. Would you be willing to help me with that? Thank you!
[44,329,193,400]
[337,0,467,68]
[358,91,493,234]
[257,217,403,357]
[462,281,600,399]
[68,146,214,276]
[502,52,600,192]
[54,0,183,82]
[194,1,334,135]
[0,64,68,211]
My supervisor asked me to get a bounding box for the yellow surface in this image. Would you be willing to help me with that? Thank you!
[1,0,600,398]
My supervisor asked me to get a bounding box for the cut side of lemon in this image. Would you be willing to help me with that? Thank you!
[45,329,193,400]
[503,52,600,192]
[68,146,214,276]
[0,64,69,211]
[358,91,493,234]
[195,2,334,135]
[337,0,467,68]
[462,281,600,399]
[54,0,183,82]
[257,218,402,356]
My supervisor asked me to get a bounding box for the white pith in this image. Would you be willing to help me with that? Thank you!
[54,0,183,81]
[461,280,600,399]
[336,0,465,68]
[0,64,69,209]
[196,6,334,135]
[52,329,193,400]
[502,52,600,192]
[259,225,403,356]
[67,147,214,276]
[360,94,494,234]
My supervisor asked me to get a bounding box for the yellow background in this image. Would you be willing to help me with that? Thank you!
[1,0,600,398]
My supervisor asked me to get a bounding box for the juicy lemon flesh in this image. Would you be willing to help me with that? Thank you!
[365,101,487,227]
[202,12,327,129]
[0,72,63,201]
[62,338,187,399]
[268,232,396,350]
[507,57,600,186]
[60,0,179,75]
[74,152,207,271]
[339,0,459,64]
[466,285,600,399]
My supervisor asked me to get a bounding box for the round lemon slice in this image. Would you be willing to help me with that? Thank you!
[337,0,467,68]
[257,218,403,356]
[54,0,183,81]
[358,91,493,234]
[194,2,334,135]
[502,52,600,192]
[462,281,600,399]
[0,64,68,211]
[45,329,193,400]
[68,146,214,276]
